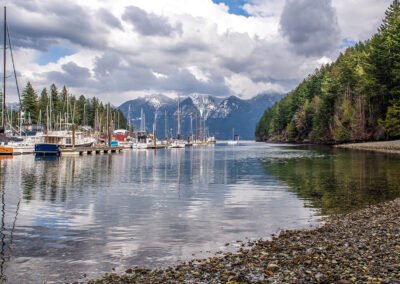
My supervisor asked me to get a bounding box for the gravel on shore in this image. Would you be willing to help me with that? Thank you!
[335,140,400,154]
[88,199,400,284]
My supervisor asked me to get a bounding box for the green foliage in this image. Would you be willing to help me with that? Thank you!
[334,100,354,142]
[18,82,127,131]
[287,120,296,142]
[256,1,400,143]
[22,82,38,123]
[379,98,400,138]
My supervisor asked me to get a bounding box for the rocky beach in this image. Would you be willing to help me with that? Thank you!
[336,140,400,155]
[89,199,400,284]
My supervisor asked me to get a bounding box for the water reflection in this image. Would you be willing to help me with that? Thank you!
[0,159,21,283]
[262,146,400,214]
[2,144,397,282]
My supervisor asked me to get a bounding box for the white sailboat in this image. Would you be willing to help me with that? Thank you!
[1,7,22,155]
[7,132,43,154]
[168,96,186,149]
[227,128,239,145]
[133,108,154,149]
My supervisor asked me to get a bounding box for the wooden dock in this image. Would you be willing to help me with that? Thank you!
[60,146,124,156]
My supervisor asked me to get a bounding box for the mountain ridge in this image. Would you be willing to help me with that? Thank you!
[119,93,283,139]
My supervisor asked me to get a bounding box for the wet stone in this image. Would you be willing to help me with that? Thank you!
[88,199,400,284]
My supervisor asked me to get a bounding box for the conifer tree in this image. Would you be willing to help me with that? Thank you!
[50,84,59,126]
[256,1,400,143]
[22,82,38,123]
[39,88,49,114]
[379,98,400,138]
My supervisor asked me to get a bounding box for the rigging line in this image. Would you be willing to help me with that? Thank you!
[6,24,22,110]
[0,178,6,278]
[7,198,20,258]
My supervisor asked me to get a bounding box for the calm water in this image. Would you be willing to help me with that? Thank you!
[0,142,400,283]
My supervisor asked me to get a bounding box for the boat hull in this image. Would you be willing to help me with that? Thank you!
[12,145,35,154]
[35,144,61,156]
[133,143,151,149]
[168,144,186,149]
[0,146,13,156]
[119,141,133,149]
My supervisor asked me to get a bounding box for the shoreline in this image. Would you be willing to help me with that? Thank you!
[335,140,400,154]
[89,199,400,283]
[258,139,400,155]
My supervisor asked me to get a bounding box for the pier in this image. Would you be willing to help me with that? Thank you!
[60,146,124,156]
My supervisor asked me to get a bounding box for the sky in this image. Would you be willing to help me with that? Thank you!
[3,0,392,105]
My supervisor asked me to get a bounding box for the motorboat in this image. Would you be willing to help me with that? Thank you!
[113,129,133,148]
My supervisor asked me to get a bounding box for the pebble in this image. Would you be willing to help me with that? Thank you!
[88,199,400,284]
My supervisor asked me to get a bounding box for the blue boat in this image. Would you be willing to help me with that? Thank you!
[35,144,61,156]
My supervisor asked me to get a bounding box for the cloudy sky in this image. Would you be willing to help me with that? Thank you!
[4,0,392,104]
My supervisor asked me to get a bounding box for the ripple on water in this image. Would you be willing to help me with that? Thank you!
[1,143,400,282]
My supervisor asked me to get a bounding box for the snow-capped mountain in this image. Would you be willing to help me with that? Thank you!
[118,93,283,139]
[189,94,223,120]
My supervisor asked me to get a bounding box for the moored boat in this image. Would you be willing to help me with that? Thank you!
[8,142,34,154]
[34,143,61,156]
[0,143,13,155]
[168,140,186,148]
[34,132,94,156]
[227,128,239,145]
[113,129,133,148]
[207,136,216,144]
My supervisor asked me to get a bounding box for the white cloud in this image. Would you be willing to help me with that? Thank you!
[333,0,392,41]
[3,0,393,104]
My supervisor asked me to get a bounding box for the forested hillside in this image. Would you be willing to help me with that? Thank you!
[256,1,400,143]
[2,83,126,130]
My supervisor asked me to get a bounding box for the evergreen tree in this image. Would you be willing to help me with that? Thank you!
[39,88,49,113]
[379,98,400,138]
[38,88,49,127]
[256,1,400,143]
[77,95,86,125]
[22,82,38,123]
[50,84,59,126]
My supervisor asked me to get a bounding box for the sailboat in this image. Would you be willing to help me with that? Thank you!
[0,7,43,155]
[0,7,14,155]
[132,107,154,149]
[168,96,186,149]
[227,128,239,145]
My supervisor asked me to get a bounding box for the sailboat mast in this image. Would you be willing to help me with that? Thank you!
[49,94,52,131]
[2,7,6,131]
[127,104,131,136]
[140,108,145,131]
[177,96,181,138]
[83,103,86,126]
[164,110,167,139]
[66,92,69,129]
[190,114,193,138]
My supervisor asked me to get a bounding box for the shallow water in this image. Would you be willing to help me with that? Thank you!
[0,142,399,283]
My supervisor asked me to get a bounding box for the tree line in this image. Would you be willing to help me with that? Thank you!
[6,82,127,132]
[256,0,400,143]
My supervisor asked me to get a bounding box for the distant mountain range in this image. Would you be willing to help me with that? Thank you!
[118,93,283,140]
